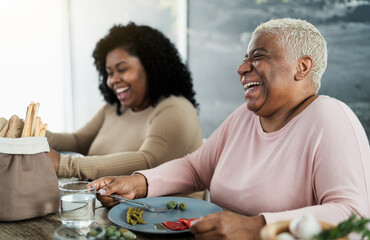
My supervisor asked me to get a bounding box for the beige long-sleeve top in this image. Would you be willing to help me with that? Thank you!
[46,96,203,180]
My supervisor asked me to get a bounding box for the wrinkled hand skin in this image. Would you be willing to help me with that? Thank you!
[189,211,266,240]
[89,174,147,208]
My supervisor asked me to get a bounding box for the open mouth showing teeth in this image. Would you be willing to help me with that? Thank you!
[244,81,261,90]
[116,87,129,93]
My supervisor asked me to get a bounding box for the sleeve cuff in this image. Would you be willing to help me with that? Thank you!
[58,154,74,178]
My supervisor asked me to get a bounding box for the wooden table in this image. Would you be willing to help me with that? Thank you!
[0,206,195,240]
[0,193,205,240]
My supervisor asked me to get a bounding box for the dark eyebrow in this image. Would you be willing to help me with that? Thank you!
[106,61,128,70]
[115,61,128,68]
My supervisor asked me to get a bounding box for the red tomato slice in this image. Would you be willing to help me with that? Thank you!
[162,221,187,231]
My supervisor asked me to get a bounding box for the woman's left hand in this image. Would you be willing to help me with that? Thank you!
[189,211,265,240]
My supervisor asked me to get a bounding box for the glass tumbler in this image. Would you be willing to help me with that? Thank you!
[59,181,96,228]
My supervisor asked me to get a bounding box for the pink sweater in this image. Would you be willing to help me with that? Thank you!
[138,96,370,225]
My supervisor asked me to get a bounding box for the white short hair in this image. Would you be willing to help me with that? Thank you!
[253,18,327,92]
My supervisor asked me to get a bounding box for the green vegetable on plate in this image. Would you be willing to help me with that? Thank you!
[166,200,178,209]
[179,202,187,211]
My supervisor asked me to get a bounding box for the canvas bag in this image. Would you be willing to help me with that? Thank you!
[0,137,60,221]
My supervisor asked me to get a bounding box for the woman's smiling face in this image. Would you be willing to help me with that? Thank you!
[237,33,298,118]
[106,48,150,111]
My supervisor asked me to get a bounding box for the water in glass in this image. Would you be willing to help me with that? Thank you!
[59,181,96,228]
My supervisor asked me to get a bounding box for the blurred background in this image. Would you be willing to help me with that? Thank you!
[1,0,369,140]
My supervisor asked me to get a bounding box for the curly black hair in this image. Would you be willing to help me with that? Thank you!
[92,22,198,115]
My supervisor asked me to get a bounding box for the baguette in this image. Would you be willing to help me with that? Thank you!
[0,117,7,131]
[0,118,9,137]
[0,117,8,137]
[5,115,24,138]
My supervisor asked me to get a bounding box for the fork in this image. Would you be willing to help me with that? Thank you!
[108,195,168,213]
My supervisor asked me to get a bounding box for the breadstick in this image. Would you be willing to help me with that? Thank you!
[30,102,40,137]
[34,117,41,137]
[39,123,48,137]
[21,102,34,137]
[38,119,44,135]
[27,102,35,137]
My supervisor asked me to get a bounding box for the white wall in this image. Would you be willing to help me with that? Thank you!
[0,0,69,132]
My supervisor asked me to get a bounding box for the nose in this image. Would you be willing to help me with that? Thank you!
[237,59,252,76]
[107,72,121,87]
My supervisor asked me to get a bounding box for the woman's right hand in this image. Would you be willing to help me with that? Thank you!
[89,174,148,208]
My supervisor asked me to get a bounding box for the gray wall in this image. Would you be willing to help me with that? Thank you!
[188,0,370,140]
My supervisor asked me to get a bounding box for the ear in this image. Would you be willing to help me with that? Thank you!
[294,56,313,81]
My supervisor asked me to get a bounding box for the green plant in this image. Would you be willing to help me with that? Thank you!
[314,214,370,240]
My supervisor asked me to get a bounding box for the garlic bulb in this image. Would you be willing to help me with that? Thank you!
[289,213,322,239]
[276,232,296,240]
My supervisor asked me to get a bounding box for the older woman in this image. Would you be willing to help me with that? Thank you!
[91,18,370,239]
[47,23,202,181]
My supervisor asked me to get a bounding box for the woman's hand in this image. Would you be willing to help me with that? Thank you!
[89,174,148,208]
[189,211,266,240]
[48,147,60,173]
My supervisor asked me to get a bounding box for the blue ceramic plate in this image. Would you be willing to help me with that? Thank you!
[108,196,223,234]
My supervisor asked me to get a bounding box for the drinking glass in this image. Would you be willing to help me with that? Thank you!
[59,181,96,228]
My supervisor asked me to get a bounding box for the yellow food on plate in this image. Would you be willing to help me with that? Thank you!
[126,206,146,226]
